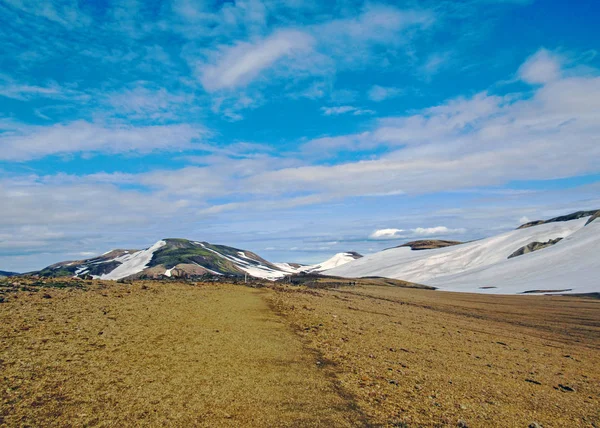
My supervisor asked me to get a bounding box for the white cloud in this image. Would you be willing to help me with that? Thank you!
[198,30,314,92]
[321,106,375,116]
[2,0,92,28]
[518,49,563,84]
[412,226,465,236]
[0,75,88,102]
[421,52,452,78]
[367,85,403,102]
[370,226,465,240]
[369,228,405,240]
[317,6,433,53]
[105,84,193,121]
[519,216,531,224]
[0,121,205,160]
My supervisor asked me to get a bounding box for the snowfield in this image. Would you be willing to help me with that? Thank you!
[303,252,362,273]
[100,240,166,280]
[273,253,362,275]
[326,218,599,294]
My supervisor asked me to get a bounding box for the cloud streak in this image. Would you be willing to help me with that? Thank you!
[0,121,205,161]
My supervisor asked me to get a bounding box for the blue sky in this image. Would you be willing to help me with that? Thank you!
[1,0,600,271]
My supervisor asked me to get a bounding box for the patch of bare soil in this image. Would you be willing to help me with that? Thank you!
[266,285,600,427]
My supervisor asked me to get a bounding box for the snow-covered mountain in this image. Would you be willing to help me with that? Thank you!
[34,239,292,281]
[32,241,364,282]
[326,212,600,295]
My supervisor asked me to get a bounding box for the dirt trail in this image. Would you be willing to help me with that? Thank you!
[0,283,363,427]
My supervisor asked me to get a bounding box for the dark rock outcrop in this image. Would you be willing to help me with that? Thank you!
[508,238,563,259]
[585,211,600,226]
[518,210,600,229]
[398,240,462,251]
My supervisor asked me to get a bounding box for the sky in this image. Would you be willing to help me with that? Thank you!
[1,0,600,272]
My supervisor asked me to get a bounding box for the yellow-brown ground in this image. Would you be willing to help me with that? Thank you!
[1,279,599,427]
[267,285,600,427]
[0,281,362,427]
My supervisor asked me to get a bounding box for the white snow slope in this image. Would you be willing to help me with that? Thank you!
[100,240,166,281]
[304,252,362,273]
[326,218,599,294]
[274,252,362,275]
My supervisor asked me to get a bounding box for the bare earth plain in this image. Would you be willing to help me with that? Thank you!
[1,278,599,427]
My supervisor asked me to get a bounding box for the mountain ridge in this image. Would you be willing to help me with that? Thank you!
[29,239,360,282]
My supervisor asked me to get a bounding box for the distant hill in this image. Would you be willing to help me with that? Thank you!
[0,270,19,278]
[32,239,291,281]
[30,240,362,282]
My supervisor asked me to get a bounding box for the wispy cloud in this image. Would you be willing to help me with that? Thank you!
[320,105,375,116]
[105,84,194,122]
[367,85,404,102]
[369,226,465,240]
[198,30,315,92]
[0,121,205,161]
[413,226,466,236]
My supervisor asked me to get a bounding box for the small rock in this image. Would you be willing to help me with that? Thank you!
[557,384,575,392]
[42,293,52,299]
[529,423,543,428]
[457,420,468,428]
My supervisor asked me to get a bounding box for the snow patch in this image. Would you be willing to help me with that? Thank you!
[200,243,287,280]
[100,240,166,281]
